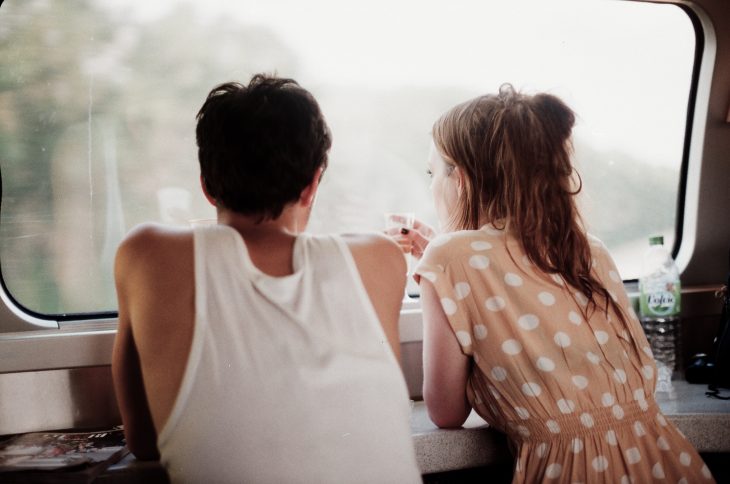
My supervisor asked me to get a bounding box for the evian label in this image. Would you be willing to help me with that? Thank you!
[640,281,681,317]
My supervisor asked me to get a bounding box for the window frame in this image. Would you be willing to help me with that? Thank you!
[0,0,714,374]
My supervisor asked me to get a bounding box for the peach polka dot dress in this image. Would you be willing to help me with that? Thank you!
[415,224,715,483]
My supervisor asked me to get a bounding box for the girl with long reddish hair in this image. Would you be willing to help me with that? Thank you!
[408,84,713,483]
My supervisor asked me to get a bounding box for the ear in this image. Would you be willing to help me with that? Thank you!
[200,175,217,207]
[299,166,324,208]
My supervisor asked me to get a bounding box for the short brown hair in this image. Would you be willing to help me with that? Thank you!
[196,74,332,221]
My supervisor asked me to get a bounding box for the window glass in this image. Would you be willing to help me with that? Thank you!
[0,0,695,315]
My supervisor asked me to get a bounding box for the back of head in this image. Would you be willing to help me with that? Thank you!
[433,84,623,322]
[196,74,332,221]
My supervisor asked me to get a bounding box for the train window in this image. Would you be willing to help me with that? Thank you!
[0,0,696,317]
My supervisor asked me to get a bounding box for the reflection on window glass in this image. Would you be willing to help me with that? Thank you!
[0,0,695,315]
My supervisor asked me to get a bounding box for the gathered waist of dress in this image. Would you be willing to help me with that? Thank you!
[504,397,662,443]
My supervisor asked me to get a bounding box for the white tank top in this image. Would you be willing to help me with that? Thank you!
[157,225,421,484]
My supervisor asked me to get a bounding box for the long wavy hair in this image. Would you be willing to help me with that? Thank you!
[432,84,625,324]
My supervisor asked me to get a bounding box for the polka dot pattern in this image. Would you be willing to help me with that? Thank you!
[536,356,555,372]
[538,291,556,306]
[455,330,472,347]
[415,230,713,483]
[454,282,471,300]
[470,240,492,251]
[491,366,507,381]
[504,273,523,286]
[485,296,506,312]
[441,298,457,315]
[554,332,571,348]
[469,255,490,269]
[518,314,540,331]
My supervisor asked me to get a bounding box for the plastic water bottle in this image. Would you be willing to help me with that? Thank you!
[639,235,681,397]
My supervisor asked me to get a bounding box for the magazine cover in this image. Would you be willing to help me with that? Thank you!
[0,427,128,482]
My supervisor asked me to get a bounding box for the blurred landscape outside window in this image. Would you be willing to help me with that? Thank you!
[0,0,695,315]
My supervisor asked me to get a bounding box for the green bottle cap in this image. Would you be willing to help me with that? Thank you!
[649,235,664,246]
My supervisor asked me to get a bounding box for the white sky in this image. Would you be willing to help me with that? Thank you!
[103,0,696,167]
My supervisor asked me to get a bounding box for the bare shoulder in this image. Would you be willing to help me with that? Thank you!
[340,232,406,275]
[115,223,194,280]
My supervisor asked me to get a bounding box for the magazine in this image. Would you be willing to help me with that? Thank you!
[0,427,128,482]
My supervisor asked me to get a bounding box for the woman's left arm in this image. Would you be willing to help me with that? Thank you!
[420,278,472,428]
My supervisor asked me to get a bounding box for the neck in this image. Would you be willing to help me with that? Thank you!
[216,206,306,240]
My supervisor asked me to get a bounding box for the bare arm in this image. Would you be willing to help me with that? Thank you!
[420,278,472,428]
[345,233,407,362]
[111,238,160,460]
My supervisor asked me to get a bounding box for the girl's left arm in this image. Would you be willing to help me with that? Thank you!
[420,278,472,428]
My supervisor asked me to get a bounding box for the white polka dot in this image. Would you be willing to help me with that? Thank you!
[470,240,492,251]
[469,255,490,269]
[474,392,483,405]
[594,330,609,345]
[554,332,572,348]
[491,366,507,381]
[504,273,523,286]
[633,388,646,401]
[536,356,556,372]
[485,296,506,312]
[568,311,582,325]
[601,393,615,407]
[679,452,691,466]
[613,405,625,420]
[614,369,627,384]
[625,447,641,464]
[517,425,530,438]
[474,353,480,364]
[557,399,575,414]
[620,475,632,484]
[441,297,457,315]
[643,346,653,358]
[502,339,523,355]
[456,330,472,347]
[515,406,530,420]
[575,291,589,306]
[571,438,584,453]
[572,375,589,389]
[586,351,601,365]
[538,291,556,306]
[606,430,617,446]
[652,462,666,479]
[546,420,561,433]
[634,421,646,437]
[657,436,670,451]
[454,282,471,300]
[592,455,609,472]
[474,324,488,340]
[642,365,654,379]
[518,314,540,331]
[545,463,562,479]
[522,382,542,397]
[488,385,501,400]
[551,273,564,285]
[678,478,689,484]
[609,270,621,282]
[536,442,548,458]
[702,464,712,479]
[580,413,595,428]
[638,399,649,411]
[421,271,437,282]
[656,413,667,427]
